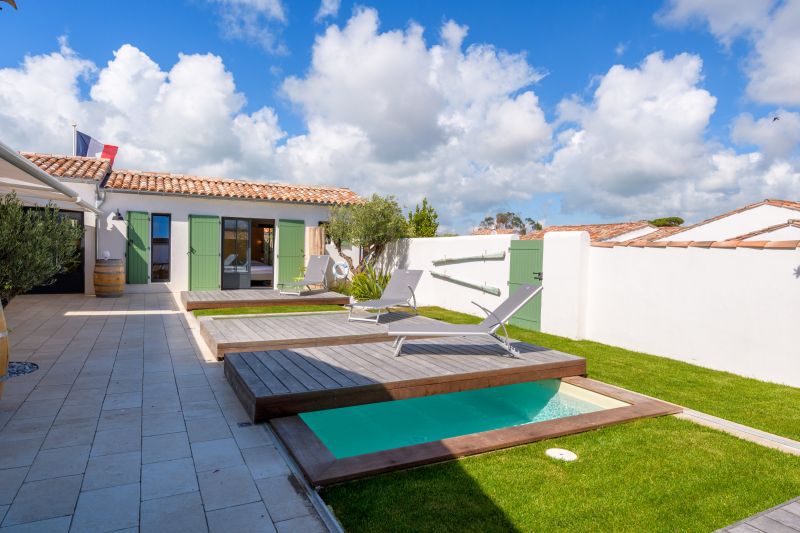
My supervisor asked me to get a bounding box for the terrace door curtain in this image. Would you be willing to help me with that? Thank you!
[305,226,325,264]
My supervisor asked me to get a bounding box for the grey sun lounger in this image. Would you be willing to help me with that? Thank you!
[279,255,331,295]
[346,269,424,324]
[388,283,543,357]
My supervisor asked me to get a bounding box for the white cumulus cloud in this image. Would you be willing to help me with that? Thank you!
[315,0,340,22]
[209,0,288,54]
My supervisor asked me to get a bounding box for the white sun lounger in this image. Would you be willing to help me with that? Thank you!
[387,283,543,357]
[346,269,424,324]
[279,255,331,295]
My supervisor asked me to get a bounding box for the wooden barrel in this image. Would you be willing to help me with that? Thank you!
[0,305,8,398]
[94,259,125,298]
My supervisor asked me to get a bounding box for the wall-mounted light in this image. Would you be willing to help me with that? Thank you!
[111,209,124,221]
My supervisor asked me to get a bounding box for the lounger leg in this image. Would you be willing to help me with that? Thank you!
[490,334,520,358]
[393,336,406,357]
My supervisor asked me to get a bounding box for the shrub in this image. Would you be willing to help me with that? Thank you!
[0,193,84,307]
[350,264,390,301]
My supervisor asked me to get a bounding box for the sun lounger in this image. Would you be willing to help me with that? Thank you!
[387,283,543,357]
[279,255,331,295]
[346,269,423,324]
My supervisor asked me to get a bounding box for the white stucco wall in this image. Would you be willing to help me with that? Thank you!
[662,204,800,241]
[542,232,800,386]
[89,190,335,293]
[540,232,589,339]
[382,234,517,316]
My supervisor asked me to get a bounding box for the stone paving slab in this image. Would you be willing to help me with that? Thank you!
[0,293,330,532]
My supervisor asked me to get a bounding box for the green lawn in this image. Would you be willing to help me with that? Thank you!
[324,416,800,532]
[192,304,344,317]
[416,306,800,441]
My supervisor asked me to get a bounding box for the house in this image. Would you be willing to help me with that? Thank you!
[521,221,659,242]
[658,200,800,242]
[2,143,361,296]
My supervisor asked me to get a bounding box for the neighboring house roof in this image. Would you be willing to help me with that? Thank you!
[104,170,362,206]
[21,152,111,182]
[660,199,800,240]
[730,220,800,241]
[627,226,684,242]
[471,228,519,236]
[521,221,655,242]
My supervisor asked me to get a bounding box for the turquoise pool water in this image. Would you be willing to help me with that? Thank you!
[299,380,608,458]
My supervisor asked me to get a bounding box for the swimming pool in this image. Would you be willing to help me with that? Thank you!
[299,379,628,458]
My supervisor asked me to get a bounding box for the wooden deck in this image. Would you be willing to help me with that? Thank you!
[200,311,433,359]
[272,376,681,486]
[180,288,350,311]
[224,334,587,423]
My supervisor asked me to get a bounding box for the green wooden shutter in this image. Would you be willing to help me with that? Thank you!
[277,219,305,288]
[508,239,544,331]
[126,211,149,284]
[189,215,221,291]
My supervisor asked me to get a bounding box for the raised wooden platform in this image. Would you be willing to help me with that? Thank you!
[272,376,681,486]
[224,335,587,423]
[200,311,432,359]
[180,288,350,311]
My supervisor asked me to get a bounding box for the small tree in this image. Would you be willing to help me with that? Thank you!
[407,198,439,237]
[649,216,684,227]
[479,212,541,235]
[327,194,409,273]
[0,193,84,307]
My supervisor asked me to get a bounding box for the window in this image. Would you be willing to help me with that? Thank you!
[151,214,171,282]
[222,218,250,273]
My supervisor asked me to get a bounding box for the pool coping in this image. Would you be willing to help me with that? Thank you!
[270,376,682,487]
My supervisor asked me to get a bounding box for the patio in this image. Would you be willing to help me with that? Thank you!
[0,293,329,532]
[181,289,350,312]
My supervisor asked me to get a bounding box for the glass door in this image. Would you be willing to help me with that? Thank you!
[221,218,250,290]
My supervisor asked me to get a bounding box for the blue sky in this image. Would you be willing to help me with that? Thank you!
[1,0,797,230]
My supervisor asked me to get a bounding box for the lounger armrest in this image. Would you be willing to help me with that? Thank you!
[471,301,510,340]
[407,284,417,308]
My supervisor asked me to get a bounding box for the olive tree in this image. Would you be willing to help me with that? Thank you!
[407,197,439,237]
[326,194,409,273]
[0,193,84,307]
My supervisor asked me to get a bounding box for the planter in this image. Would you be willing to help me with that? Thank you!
[94,259,125,298]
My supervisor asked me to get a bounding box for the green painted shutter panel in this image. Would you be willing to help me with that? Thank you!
[189,215,221,291]
[277,219,305,288]
[126,211,149,284]
[508,239,543,331]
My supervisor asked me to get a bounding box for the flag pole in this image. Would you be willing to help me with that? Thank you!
[71,123,77,156]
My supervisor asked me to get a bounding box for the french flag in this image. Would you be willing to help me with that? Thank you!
[76,131,118,165]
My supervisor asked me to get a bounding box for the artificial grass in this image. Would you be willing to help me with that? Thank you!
[324,416,800,532]
[192,304,344,317]
[416,306,800,441]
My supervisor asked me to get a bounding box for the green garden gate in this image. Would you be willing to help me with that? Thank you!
[189,215,221,291]
[508,239,543,331]
[126,211,149,284]
[277,219,305,289]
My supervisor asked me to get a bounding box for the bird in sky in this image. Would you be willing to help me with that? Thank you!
[773,116,780,122]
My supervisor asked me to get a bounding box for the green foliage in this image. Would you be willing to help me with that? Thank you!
[327,194,410,272]
[407,198,439,237]
[479,212,541,234]
[649,216,684,227]
[350,264,391,301]
[0,193,83,306]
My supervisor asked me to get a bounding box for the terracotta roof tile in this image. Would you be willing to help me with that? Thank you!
[521,221,655,242]
[21,152,111,181]
[104,170,362,206]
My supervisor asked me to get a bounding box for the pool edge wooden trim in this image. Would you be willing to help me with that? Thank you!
[228,355,587,422]
[181,290,350,311]
[271,377,682,487]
